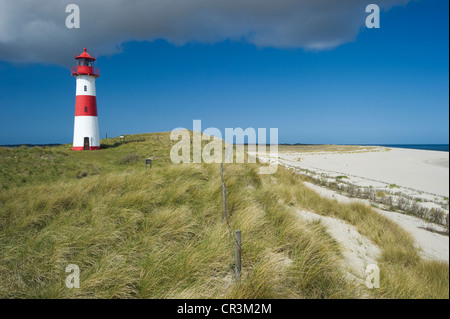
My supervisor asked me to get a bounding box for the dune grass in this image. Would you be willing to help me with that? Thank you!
[267,168,449,299]
[0,132,447,298]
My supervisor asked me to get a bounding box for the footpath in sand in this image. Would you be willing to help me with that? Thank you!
[304,182,449,263]
[296,208,380,283]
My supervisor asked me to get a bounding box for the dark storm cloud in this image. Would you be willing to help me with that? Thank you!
[0,0,410,65]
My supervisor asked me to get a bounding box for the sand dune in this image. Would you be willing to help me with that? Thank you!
[296,208,380,280]
[303,182,449,263]
[254,147,449,263]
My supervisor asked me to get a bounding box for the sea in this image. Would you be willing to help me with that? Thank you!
[362,144,449,152]
[1,143,449,152]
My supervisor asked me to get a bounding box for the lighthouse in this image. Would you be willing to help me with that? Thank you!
[71,48,100,151]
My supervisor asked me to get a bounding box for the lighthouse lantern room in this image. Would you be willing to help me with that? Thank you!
[71,48,100,151]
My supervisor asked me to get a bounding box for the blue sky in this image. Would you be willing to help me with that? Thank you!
[0,0,448,145]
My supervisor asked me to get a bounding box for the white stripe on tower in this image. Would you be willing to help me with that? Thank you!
[75,75,96,96]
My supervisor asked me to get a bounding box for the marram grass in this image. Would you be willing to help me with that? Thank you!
[0,132,447,298]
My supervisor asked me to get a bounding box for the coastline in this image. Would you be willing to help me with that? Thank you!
[254,146,449,262]
[349,144,449,153]
[257,146,449,197]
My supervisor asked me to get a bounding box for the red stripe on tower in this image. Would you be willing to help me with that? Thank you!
[75,95,98,116]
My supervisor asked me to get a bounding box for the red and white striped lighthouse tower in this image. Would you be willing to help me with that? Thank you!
[71,48,100,151]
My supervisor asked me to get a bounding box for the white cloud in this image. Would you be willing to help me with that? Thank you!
[0,0,410,65]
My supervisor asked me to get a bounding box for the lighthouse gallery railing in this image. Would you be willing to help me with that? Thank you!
[71,66,100,77]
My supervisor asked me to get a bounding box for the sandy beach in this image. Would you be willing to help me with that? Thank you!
[274,147,449,197]
[254,146,449,263]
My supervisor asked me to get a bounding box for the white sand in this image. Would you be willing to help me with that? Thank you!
[303,182,449,263]
[296,209,380,280]
[256,147,449,263]
[258,147,449,222]
[277,148,449,197]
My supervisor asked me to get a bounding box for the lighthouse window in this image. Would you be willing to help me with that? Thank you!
[84,85,87,92]
[85,106,88,113]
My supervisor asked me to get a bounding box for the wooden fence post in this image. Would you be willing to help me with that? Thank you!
[235,230,242,280]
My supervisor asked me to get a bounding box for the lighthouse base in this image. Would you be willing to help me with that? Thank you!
[73,116,100,151]
[72,146,101,151]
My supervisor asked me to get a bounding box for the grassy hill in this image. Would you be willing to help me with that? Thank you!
[0,132,448,298]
